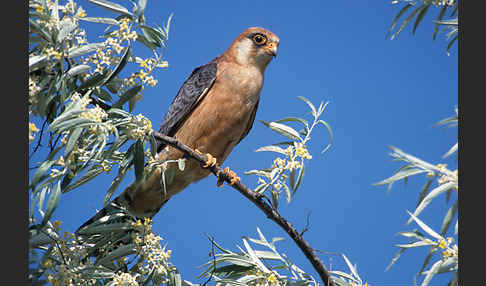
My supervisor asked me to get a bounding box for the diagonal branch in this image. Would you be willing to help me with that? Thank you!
[151,131,334,286]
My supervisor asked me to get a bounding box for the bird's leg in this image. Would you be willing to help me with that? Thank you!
[217,167,241,187]
[195,149,217,168]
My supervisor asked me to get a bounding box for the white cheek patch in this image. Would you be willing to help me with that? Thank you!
[234,39,253,65]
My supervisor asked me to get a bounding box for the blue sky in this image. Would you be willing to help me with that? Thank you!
[32,1,458,285]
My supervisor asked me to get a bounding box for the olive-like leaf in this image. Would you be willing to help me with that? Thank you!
[103,169,127,207]
[41,180,62,225]
[433,5,448,40]
[67,65,91,77]
[317,120,333,153]
[64,127,83,157]
[412,4,430,35]
[79,17,119,25]
[62,167,105,193]
[260,120,302,141]
[406,181,455,225]
[296,96,316,117]
[134,139,145,183]
[112,85,142,109]
[293,160,305,195]
[104,46,131,85]
[86,0,132,16]
[275,117,309,129]
[391,4,426,40]
[406,210,443,240]
[68,43,105,58]
[440,200,458,236]
[31,146,63,188]
[255,145,287,155]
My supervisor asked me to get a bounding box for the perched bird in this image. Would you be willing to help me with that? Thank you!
[78,27,279,231]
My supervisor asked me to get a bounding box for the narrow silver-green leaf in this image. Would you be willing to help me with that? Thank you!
[433,5,448,40]
[406,210,443,240]
[260,120,302,141]
[407,182,455,225]
[293,160,305,195]
[419,247,438,275]
[440,200,458,236]
[95,244,137,266]
[103,169,127,206]
[275,117,309,129]
[134,139,145,183]
[168,269,182,286]
[67,64,91,77]
[395,240,435,248]
[42,180,62,225]
[282,182,291,203]
[31,146,63,188]
[391,4,426,40]
[317,119,333,153]
[421,259,443,286]
[385,248,406,271]
[412,4,430,35]
[373,169,426,186]
[442,142,458,158]
[416,179,433,208]
[68,43,105,58]
[79,17,119,25]
[255,145,287,155]
[86,0,132,16]
[387,3,414,39]
[64,127,83,157]
[296,96,316,117]
[112,85,142,109]
[62,167,104,193]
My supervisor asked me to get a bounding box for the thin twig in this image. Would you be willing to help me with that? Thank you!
[202,234,217,286]
[300,211,312,236]
[89,96,112,111]
[151,131,334,286]
[30,119,48,159]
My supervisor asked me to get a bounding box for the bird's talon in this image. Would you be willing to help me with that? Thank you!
[217,167,240,187]
[195,149,217,168]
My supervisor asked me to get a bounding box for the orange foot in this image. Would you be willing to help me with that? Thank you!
[217,167,241,188]
[195,149,217,168]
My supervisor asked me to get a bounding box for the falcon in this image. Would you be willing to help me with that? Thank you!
[78,27,279,230]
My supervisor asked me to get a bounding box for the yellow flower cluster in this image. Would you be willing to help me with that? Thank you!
[29,122,39,142]
[294,143,312,160]
[113,272,139,286]
[45,46,63,60]
[127,114,153,139]
[29,76,40,105]
[41,225,92,286]
[131,218,172,278]
[80,106,108,123]
[100,160,113,173]
[246,269,280,286]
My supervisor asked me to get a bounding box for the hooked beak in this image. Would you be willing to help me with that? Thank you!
[265,42,278,58]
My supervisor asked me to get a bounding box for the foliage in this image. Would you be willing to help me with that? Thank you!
[200,228,369,286]
[245,97,333,209]
[387,0,458,55]
[374,110,458,286]
[28,0,179,284]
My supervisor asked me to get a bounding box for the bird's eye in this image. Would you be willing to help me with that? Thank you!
[252,34,267,45]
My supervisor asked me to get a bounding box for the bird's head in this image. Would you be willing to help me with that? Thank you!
[227,27,279,71]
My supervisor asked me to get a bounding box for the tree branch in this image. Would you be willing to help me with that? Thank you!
[151,131,334,286]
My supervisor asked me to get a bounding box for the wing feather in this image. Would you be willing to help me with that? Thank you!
[237,99,259,144]
[157,61,217,152]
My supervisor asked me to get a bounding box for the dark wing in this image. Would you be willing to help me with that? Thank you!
[157,61,217,152]
[237,99,259,144]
